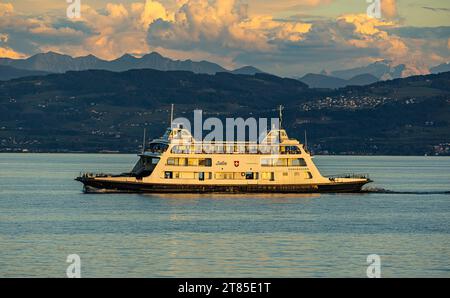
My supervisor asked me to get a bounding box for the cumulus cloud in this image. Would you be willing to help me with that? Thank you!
[133,0,173,29]
[147,0,311,54]
[146,1,438,76]
[382,0,398,19]
[0,46,26,58]
[0,1,13,16]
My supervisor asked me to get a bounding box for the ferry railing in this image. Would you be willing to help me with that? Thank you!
[79,172,112,178]
[168,141,303,155]
[326,173,370,181]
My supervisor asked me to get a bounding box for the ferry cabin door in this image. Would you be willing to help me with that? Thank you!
[245,172,259,186]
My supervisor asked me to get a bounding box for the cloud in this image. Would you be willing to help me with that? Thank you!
[0,33,8,43]
[0,46,26,58]
[246,0,333,14]
[0,2,13,16]
[422,6,450,13]
[382,0,397,19]
[133,0,172,29]
[147,0,311,54]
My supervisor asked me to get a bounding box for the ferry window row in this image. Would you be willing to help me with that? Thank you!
[166,157,212,167]
[164,171,212,180]
[215,172,259,180]
[170,145,302,155]
[261,158,307,167]
[163,171,312,180]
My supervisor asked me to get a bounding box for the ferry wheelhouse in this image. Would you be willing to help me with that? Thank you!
[76,118,372,193]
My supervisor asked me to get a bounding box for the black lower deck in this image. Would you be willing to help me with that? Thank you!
[76,177,371,194]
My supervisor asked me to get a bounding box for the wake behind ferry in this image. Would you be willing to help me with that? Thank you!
[76,108,372,193]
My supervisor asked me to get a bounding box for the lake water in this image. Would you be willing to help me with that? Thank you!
[0,154,449,277]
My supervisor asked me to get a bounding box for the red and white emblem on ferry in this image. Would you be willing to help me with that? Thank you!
[234,160,239,167]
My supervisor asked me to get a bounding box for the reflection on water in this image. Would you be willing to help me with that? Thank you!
[0,154,449,277]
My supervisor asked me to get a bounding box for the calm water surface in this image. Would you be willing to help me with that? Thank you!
[0,154,449,277]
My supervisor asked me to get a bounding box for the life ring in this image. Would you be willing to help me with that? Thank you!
[241,172,245,177]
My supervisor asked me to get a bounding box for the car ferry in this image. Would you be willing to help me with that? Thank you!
[76,109,372,193]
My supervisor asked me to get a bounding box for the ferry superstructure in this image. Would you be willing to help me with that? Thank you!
[76,114,372,193]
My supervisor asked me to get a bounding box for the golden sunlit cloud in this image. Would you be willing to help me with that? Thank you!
[0,1,13,16]
[0,46,26,58]
[382,0,397,19]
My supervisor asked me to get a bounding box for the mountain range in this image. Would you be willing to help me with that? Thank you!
[298,60,450,89]
[1,52,448,90]
[298,73,378,89]
[0,51,264,76]
[0,65,50,81]
[327,60,406,80]
[297,60,409,89]
[431,62,450,74]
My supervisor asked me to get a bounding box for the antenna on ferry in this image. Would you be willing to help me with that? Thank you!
[304,129,308,150]
[142,127,146,154]
[278,105,284,129]
[170,103,174,128]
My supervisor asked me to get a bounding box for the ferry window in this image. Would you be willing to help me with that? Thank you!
[152,158,160,164]
[164,171,173,179]
[215,172,233,180]
[171,145,189,154]
[199,158,212,167]
[261,172,271,180]
[261,172,274,181]
[284,146,301,154]
[234,172,246,180]
[291,158,307,166]
[167,158,176,166]
[248,145,258,154]
[261,158,271,167]
[305,172,313,179]
[276,159,288,167]
[199,172,205,181]
[149,143,168,153]
[245,172,254,180]
[188,158,199,166]
[283,172,288,176]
